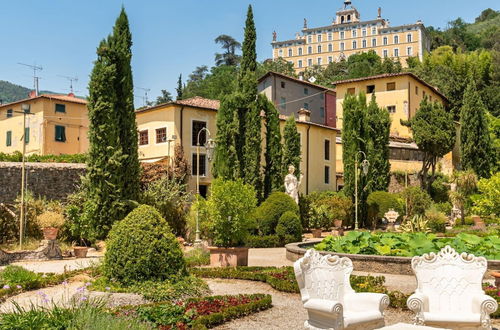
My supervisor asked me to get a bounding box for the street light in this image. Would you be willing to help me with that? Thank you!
[195,127,215,246]
[354,151,369,230]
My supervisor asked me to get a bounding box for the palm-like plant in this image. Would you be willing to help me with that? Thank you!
[449,170,478,225]
[214,34,241,66]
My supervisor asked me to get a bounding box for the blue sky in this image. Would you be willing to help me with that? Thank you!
[0,0,498,105]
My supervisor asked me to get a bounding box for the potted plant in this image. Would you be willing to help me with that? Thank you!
[65,196,90,258]
[309,205,331,238]
[206,179,257,267]
[36,211,65,240]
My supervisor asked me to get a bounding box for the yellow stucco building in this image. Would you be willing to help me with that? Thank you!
[135,96,339,196]
[0,94,88,155]
[272,0,429,73]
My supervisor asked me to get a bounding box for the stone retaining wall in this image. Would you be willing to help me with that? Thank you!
[286,241,500,276]
[0,162,85,203]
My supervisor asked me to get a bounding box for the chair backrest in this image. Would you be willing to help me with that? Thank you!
[294,249,355,303]
[411,245,487,314]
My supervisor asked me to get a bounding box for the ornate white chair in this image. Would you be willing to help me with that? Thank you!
[407,245,498,330]
[294,249,389,330]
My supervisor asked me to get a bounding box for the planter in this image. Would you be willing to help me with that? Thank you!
[312,229,322,238]
[333,219,343,228]
[73,246,89,258]
[491,271,500,290]
[208,247,249,267]
[42,227,59,240]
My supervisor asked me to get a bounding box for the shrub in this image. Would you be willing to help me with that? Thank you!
[244,235,296,248]
[104,205,186,285]
[425,207,447,233]
[367,191,401,227]
[186,196,211,243]
[430,174,450,203]
[400,215,431,233]
[472,172,500,216]
[255,192,298,235]
[298,193,312,230]
[36,211,65,228]
[184,248,210,267]
[402,186,432,217]
[275,211,302,242]
[63,188,89,245]
[308,204,332,229]
[0,151,87,163]
[140,176,191,237]
[433,201,452,216]
[311,191,352,227]
[0,266,42,290]
[207,179,257,248]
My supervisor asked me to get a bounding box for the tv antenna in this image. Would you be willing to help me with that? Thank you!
[18,62,43,96]
[136,87,151,106]
[58,75,78,94]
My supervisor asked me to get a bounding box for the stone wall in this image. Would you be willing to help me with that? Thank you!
[0,162,85,203]
[388,172,420,193]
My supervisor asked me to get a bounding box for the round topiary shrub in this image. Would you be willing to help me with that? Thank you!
[104,205,186,285]
[255,192,299,235]
[367,191,402,227]
[276,211,302,242]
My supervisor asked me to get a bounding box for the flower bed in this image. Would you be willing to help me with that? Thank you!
[315,231,500,260]
[484,285,500,318]
[116,293,272,329]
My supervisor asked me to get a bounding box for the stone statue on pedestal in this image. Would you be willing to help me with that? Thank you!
[284,165,302,204]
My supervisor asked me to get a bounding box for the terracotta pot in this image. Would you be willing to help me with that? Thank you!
[73,246,89,258]
[42,227,59,240]
[334,219,343,228]
[491,271,500,290]
[312,229,322,238]
[208,247,249,267]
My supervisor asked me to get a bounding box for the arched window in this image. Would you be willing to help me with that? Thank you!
[328,43,333,52]
[347,14,351,22]
[362,39,367,48]
[352,41,357,49]
[407,33,412,43]
[298,47,303,56]
[394,35,399,44]
[288,48,293,57]
[308,46,312,54]
[383,37,388,45]
[372,38,377,47]
[318,45,322,53]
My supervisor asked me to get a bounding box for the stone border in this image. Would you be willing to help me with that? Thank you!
[286,240,500,276]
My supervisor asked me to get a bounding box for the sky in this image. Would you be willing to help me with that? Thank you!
[0,0,498,105]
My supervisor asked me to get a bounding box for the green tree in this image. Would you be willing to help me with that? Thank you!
[214,34,241,66]
[258,58,296,77]
[282,116,301,176]
[183,65,238,100]
[176,74,183,100]
[240,5,257,75]
[366,94,391,192]
[401,98,456,192]
[155,90,172,105]
[450,170,478,225]
[460,79,494,178]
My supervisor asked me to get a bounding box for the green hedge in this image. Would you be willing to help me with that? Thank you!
[0,151,86,163]
[244,234,297,248]
[255,192,298,235]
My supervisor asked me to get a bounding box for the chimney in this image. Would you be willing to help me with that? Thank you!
[29,91,37,98]
[298,108,311,122]
[68,92,75,97]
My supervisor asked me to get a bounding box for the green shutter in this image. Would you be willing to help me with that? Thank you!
[6,131,12,146]
[55,104,66,113]
[55,125,66,142]
[24,128,30,144]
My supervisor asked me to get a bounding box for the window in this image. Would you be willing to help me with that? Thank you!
[317,57,322,65]
[317,34,322,42]
[328,43,333,52]
[6,131,12,146]
[198,185,208,198]
[407,33,412,42]
[352,41,357,49]
[347,87,355,95]
[340,31,345,39]
[281,81,286,88]
[317,45,322,53]
[308,58,313,66]
[139,130,148,145]
[280,97,286,110]
[298,60,303,68]
[328,32,333,41]
[340,42,345,51]
[308,36,312,43]
[55,125,66,142]
[383,37,388,45]
[362,28,367,37]
[320,107,325,118]
[324,140,330,160]
[192,120,206,146]
[394,48,399,57]
[320,93,324,100]
[55,104,66,113]
[347,14,351,22]
[24,127,29,144]
[415,86,419,95]
[328,56,333,63]
[192,153,207,176]
[352,30,357,38]
[308,46,312,54]
[156,127,167,143]
[423,91,426,99]
[324,166,330,184]
[304,88,309,95]
[298,47,303,56]
[288,48,293,57]
[366,85,375,93]
[407,47,413,56]
[6,109,13,118]
[372,38,377,47]
[278,49,283,57]
[386,82,396,91]
[387,105,396,113]
[383,49,388,58]
[372,27,377,35]
[362,39,367,48]
[303,103,309,110]
[394,35,399,44]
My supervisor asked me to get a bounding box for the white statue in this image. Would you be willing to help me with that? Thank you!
[285,165,302,204]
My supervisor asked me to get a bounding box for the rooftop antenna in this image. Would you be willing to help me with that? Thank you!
[58,75,78,94]
[136,87,151,106]
[18,62,43,96]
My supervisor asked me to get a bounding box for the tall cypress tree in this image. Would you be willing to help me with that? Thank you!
[460,79,493,178]
[283,116,301,176]
[367,94,391,192]
[240,5,257,77]
[176,74,183,100]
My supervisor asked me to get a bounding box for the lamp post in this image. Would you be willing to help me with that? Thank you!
[194,127,215,247]
[354,151,369,230]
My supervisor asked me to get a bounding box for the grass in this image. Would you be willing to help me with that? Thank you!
[0,238,73,253]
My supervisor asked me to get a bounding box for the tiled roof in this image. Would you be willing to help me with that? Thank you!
[332,72,448,103]
[175,96,220,110]
[278,114,339,131]
[0,94,87,108]
[259,71,336,93]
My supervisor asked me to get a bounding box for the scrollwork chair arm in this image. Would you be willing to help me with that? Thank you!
[303,298,344,316]
[344,292,390,313]
[407,292,428,313]
[471,294,498,315]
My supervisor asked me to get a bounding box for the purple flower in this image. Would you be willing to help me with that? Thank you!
[62,281,68,286]
[76,286,86,293]
[85,282,91,287]
[3,285,10,290]
[80,296,88,301]
[16,285,22,289]
[105,287,111,291]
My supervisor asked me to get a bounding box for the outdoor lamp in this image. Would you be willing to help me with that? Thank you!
[205,138,216,161]
[361,159,370,175]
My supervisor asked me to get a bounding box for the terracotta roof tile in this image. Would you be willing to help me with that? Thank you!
[175,96,220,110]
[0,94,87,108]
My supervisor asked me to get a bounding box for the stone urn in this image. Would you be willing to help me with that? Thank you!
[42,227,59,240]
[384,209,399,231]
[208,247,249,267]
[311,229,322,238]
[73,246,89,258]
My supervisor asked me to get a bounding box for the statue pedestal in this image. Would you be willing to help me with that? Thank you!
[34,240,62,260]
[331,228,344,236]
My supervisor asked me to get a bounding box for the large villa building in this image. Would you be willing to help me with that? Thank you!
[271,0,430,74]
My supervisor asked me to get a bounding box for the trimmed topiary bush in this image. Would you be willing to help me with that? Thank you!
[255,192,298,235]
[275,211,302,242]
[425,207,447,233]
[402,186,432,217]
[104,205,186,285]
[367,191,402,227]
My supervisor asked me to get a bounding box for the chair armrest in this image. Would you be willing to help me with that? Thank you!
[471,293,498,316]
[407,292,428,325]
[344,292,390,313]
[303,298,343,316]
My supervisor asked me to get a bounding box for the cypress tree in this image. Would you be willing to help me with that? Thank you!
[260,94,283,199]
[283,116,301,176]
[176,74,183,100]
[367,94,391,192]
[240,5,257,76]
[460,79,493,178]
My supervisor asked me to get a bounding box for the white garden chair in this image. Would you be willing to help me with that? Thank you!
[407,245,498,330]
[294,249,389,330]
